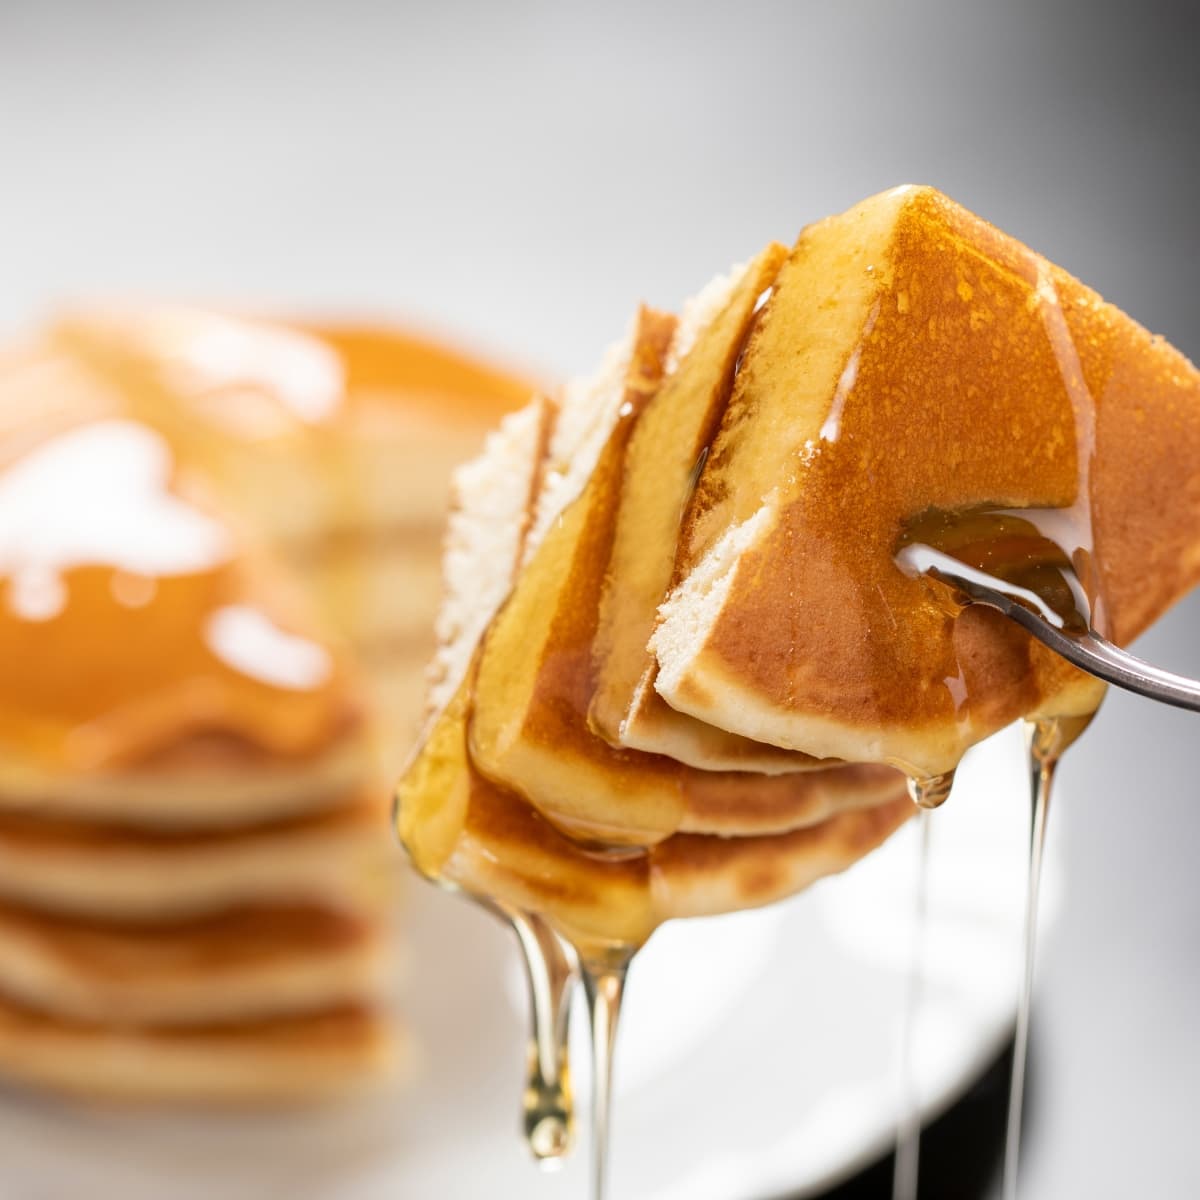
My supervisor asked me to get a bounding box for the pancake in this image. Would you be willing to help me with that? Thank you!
[53,309,534,551]
[0,901,388,1026]
[401,688,911,949]
[0,996,397,1105]
[467,310,904,843]
[589,245,813,773]
[0,735,368,830]
[447,774,911,950]
[0,797,390,921]
[0,313,534,1104]
[0,414,365,786]
[650,186,1200,776]
[402,668,906,883]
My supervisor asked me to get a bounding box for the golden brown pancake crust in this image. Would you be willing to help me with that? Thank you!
[656,187,1200,773]
[443,763,911,947]
[469,309,910,842]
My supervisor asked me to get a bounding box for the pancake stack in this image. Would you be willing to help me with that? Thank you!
[53,309,534,770]
[398,185,1200,954]
[0,317,531,1101]
[399,270,913,953]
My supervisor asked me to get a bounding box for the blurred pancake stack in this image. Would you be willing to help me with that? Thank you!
[0,313,532,1102]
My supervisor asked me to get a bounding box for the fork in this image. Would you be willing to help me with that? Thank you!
[896,544,1200,713]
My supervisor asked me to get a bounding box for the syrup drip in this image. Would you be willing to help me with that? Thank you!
[892,807,933,1200]
[579,948,635,1200]
[906,770,955,810]
[507,907,579,1164]
[461,894,582,1164]
[1003,713,1091,1200]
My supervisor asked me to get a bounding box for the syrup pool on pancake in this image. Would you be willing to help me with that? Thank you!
[396,185,1200,1198]
[52,307,538,773]
[0,417,351,771]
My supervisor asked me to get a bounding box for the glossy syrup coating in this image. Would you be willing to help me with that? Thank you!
[468,309,906,846]
[0,311,539,778]
[0,411,360,773]
[397,677,911,950]
[396,301,913,953]
[655,186,1200,776]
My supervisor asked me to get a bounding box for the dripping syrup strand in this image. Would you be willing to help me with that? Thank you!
[893,807,933,1200]
[508,908,579,1164]
[893,780,943,1200]
[580,949,634,1200]
[1003,717,1070,1200]
[467,896,580,1163]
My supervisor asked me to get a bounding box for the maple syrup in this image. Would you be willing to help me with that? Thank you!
[892,808,933,1200]
[0,418,354,772]
[395,185,1200,1195]
[1002,712,1093,1200]
[579,949,634,1200]
[898,505,1097,639]
[906,771,955,811]
[507,906,579,1164]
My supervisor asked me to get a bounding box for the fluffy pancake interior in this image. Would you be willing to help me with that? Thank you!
[428,396,555,715]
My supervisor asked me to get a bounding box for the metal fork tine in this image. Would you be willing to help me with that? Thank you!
[899,547,1200,714]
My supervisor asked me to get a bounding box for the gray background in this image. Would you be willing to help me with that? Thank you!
[1,1,1197,1196]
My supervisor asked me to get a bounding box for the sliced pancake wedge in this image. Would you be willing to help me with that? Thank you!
[651,185,1200,777]
[589,243,819,772]
[468,309,905,843]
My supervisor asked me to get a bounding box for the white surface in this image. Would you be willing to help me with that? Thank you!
[0,723,1054,1198]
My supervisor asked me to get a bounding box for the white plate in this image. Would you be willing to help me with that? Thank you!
[0,724,1056,1199]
